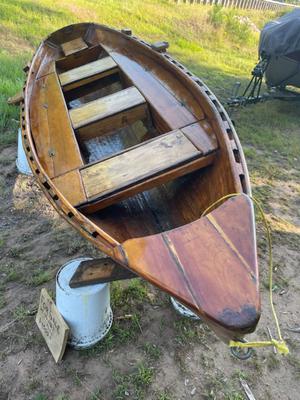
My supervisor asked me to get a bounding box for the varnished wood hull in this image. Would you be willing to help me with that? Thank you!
[20,23,260,343]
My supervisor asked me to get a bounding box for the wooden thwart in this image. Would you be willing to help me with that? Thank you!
[69,86,146,130]
[59,56,118,91]
[69,258,137,288]
[81,130,200,199]
[61,37,88,56]
[77,128,217,211]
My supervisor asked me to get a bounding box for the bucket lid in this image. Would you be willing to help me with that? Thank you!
[56,258,108,296]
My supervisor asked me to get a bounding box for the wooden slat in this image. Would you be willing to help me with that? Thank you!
[76,103,148,141]
[69,258,137,288]
[29,73,83,178]
[79,154,216,214]
[7,91,23,106]
[69,86,146,130]
[181,121,218,154]
[80,130,200,200]
[61,37,88,56]
[52,169,87,205]
[56,45,104,71]
[59,57,118,91]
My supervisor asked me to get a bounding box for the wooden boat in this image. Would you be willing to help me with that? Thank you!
[19,23,260,343]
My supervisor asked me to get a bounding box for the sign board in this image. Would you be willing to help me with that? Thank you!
[36,288,69,363]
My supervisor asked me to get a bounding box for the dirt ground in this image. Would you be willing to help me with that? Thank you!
[0,135,299,400]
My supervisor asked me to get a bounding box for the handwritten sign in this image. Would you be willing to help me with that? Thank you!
[36,288,69,363]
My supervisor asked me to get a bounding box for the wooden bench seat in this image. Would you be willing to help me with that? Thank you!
[59,56,118,91]
[69,86,148,139]
[75,126,218,212]
[61,37,88,56]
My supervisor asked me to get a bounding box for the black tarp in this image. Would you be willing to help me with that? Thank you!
[259,9,300,57]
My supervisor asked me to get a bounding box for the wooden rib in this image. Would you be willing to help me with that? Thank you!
[61,37,88,56]
[29,73,83,178]
[80,130,200,200]
[69,86,146,129]
[52,169,87,205]
[59,57,118,91]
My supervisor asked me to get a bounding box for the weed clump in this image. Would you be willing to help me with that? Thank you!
[209,5,254,44]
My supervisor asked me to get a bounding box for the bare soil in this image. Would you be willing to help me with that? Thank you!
[0,140,299,400]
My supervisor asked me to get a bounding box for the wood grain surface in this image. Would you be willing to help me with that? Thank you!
[29,73,83,178]
[114,194,260,337]
[69,258,136,287]
[59,56,118,91]
[61,37,88,56]
[69,86,146,129]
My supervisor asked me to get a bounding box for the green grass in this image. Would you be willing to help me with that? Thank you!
[28,270,52,286]
[0,0,297,157]
[113,363,154,400]
[0,0,299,175]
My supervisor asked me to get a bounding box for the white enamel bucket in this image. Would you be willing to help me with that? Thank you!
[16,128,33,176]
[56,258,113,349]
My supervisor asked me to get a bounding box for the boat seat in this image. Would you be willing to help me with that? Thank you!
[30,73,84,179]
[61,37,88,56]
[59,56,119,91]
[69,86,148,139]
[75,123,218,212]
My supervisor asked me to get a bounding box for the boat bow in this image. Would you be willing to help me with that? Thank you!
[113,194,260,341]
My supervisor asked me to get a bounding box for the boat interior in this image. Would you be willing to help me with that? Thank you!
[29,24,244,243]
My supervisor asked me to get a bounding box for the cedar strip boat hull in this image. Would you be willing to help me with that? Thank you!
[20,23,260,343]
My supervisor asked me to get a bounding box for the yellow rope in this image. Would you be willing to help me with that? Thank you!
[201,193,289,356]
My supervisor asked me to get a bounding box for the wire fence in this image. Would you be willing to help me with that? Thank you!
[174,0,298,11]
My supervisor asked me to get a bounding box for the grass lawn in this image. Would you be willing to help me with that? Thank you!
[0,1,299,400]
